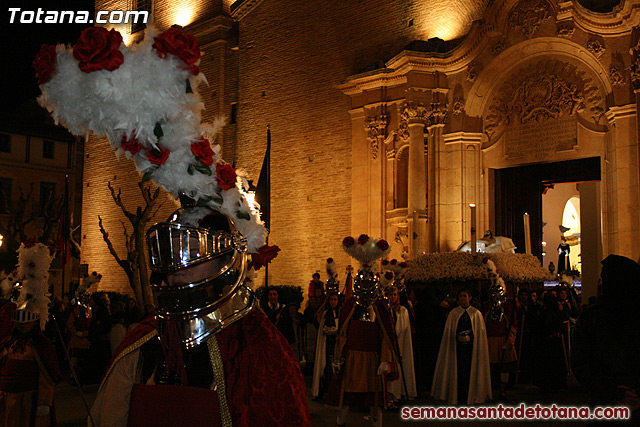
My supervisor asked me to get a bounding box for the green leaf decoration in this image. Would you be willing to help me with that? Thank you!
[196,196,213,206]
[186,79,193,94]
[194,159,212,176]
[187,164,194,175]
[236,210,251,221]
[154,122,164,139]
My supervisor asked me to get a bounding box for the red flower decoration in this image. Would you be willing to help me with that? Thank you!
[390,259,398,265]
[147,147,170,165]
[33,44,58,85]
[23,238,38,248]
[399,262,408,269]
[342,236,355,247]
[190,137,215,166]
[216,163,237,191]
[250,244,280,271]
[121,132,142,155]
[357,234,369,245]
[381,259,389,266]
[376,239,389,251]
[153,27,201,75]
[384,271,394,280]
[73,27,124,73]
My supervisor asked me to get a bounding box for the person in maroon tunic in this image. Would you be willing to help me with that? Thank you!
[91,205,311,427]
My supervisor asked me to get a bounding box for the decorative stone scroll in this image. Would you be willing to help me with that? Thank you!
[452,97,465,115]
[484,59,604,141]
[508,0,552,38]
[556,23,575,38]
[365,114,388,159]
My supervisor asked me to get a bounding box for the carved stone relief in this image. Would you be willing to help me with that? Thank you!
[452,97,465,115]
[398,101,448,139]
[491,40,506,56]
[508,0,552,38]
[556,23,575,39]
[629,42,640,90]
[467,62,479,82]
[609,64,625,87]
[484,59,605,141]
[586,39,606,58]
[365,114,388,160]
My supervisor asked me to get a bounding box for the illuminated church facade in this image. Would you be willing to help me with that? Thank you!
[85,0,639,298]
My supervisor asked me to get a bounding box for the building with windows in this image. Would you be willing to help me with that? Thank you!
[0,102,83,294]
[86,0,638,299]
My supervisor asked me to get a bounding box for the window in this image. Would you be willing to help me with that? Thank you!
[43,140,55,159]
[0,178,11,213]
[40,182,56,215]
[0,134,10,153]
[132,0,152,33]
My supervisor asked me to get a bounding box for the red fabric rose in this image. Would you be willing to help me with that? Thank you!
[250,245,280,271]
[216,163,237,191]
[147,147,170,165]
[73,27,124,73]
[33,44,58,85]
[121,132,142,155]
[399,262,408,269]
[390,259,398,265]
[384,271,394,280]
[376,239,389,251]
[23,238,38,248]
[357,234,369,245]
[342,236,355,247]
[153,27,201,75]
[190,137,215,166]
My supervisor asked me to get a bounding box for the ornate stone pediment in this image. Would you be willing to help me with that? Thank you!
[508,0,553,38]
[484,59,604,141]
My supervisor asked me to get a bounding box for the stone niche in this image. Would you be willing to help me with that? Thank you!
[483,58,606,166]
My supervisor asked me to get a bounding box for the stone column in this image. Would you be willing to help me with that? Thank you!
[407,119,427,256]
[604,104,640,259]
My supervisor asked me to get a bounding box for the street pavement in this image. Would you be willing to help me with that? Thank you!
[55,373,604,426]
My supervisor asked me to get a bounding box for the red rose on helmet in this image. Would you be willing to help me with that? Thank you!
[399,262,408,269]
[121,132,141,155]
[381,259,389,266]
[190,137,214,166]
[73,27,124,73]
[342,236,355,247]
[147,147,170,165]
[357,234,369,245]
[33,44,58,85]
[384,271,394,280]
[216,163,237,190]
[153,27,201,75]
[376,239,389,251]
[250,244,280,271]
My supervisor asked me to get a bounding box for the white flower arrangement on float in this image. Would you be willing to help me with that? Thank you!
[33,25,266,253]
[406,252,551,284]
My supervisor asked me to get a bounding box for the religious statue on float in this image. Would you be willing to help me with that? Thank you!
[456,230,517,254]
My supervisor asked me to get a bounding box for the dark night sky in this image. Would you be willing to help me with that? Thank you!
[1,0,94,116]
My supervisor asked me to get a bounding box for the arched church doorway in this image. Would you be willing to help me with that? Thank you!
[493,157,601,267]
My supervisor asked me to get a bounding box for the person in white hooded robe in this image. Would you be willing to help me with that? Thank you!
[431,289,492,405]
[385,285,417,401]
[311,292,341,400]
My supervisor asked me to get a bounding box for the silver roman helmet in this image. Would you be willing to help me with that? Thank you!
[146,206,255,349]
[353,269,381,321]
